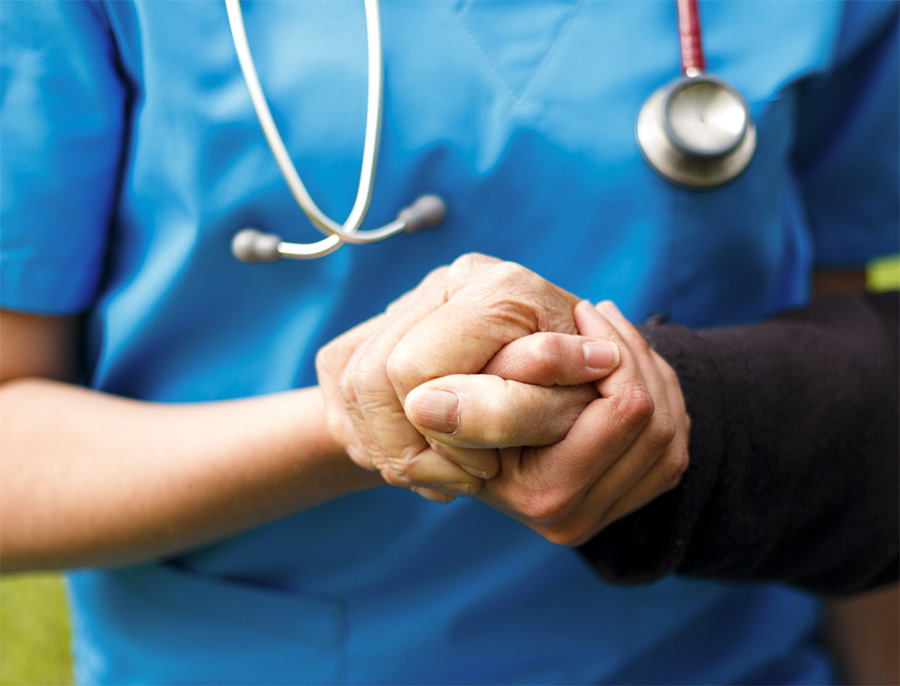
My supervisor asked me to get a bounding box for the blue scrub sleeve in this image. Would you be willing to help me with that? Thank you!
[0,0,126,314]
[790,2,900,268]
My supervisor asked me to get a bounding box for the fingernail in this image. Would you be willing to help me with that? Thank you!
[441,482,474,497]
[407,388,459,434]
[412,486,455,504]
[459,464,490,479]
[583,340,620,371]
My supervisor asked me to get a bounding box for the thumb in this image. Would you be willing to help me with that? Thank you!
[482,329,619,386]
[405,374,597,449]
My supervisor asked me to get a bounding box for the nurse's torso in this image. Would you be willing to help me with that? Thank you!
[69,1,853,683]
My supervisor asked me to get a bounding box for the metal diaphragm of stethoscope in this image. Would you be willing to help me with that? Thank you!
[227,0,756,263]
[636,0,756,189]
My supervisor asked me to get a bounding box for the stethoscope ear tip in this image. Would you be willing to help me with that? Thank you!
[398,194,447,234]
[232,228,283,263]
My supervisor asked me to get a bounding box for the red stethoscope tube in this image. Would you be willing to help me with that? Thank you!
[677,0,706,75]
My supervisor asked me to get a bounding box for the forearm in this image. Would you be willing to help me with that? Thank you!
[0,378,381,573]
[581,292,900,594]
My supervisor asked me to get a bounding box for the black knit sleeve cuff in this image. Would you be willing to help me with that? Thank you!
[578,323,728,585]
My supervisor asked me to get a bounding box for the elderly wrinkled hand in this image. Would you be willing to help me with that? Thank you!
[315,253,619,501]
[407,300,690,544]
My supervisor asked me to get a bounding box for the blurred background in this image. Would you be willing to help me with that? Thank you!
[1,255,897,686]
[0,574,73,685]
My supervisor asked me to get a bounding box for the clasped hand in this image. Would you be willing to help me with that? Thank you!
[316,254,689,544]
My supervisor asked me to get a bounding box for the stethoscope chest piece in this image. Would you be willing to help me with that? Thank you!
[636,74,756,189]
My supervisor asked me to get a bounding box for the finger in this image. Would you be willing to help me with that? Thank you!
[573,300,619,345]
[579,329,690,533]
[377,444,484,498]
[405,374,597,449]
[483,404,678,547]
[576,300,663,403]
[475,305,689,546]
[591,441,688,532]
[386,261,581,404]
[478,387,655,527]
[587,302,667,419]
[586,301,679,506]
[475,304,659,538]
[342,266,479,486]
[316,313,386,469]
[425,437,501,480]
[482,332,619,386]
[345,256,506,481]
[409,487,457,504]
[593,350,691,527]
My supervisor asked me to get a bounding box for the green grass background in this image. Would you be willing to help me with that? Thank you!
[0,574,72,686]
[1,256,897,686]
[868,253,900,292]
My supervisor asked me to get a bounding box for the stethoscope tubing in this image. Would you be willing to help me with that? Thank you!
[228,0,755,262]
[677,0,705,76]
[225,0,401,250]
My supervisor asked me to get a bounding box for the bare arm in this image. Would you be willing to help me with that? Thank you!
[824,584,899,686]
[813,270,899,685]
[0,310,381,573]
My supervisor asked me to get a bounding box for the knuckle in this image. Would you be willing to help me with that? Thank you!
[646,412,677,451]
[315,341,339,379]
[407,264,450,299]
[350,356,387,398]
[662,445,690,489]
[490,260,531,284]
[338,372,357,404]
[533,331,565,358]
[477,392,517,446]
[384,298,407,319]
[521,489,574,524]
[541,521,593,547]
[385,346,426,394]
[479,297,540,334]
[449,253,494,279]
[487,262,549,304]
[528,334,567,382]
[619,386,655,430]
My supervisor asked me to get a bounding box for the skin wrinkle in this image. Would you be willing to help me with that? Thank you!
[319,253,678,513]
[411,375,594,449]
[468,296,687,544]
[496,447,587,526]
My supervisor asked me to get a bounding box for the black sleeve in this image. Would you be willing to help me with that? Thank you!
[578,291,899,596]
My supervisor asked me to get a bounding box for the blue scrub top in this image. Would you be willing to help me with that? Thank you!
[2,1,898,684]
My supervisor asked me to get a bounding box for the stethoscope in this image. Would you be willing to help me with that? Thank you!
[228,0,755,263]
[636,0,756,189]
